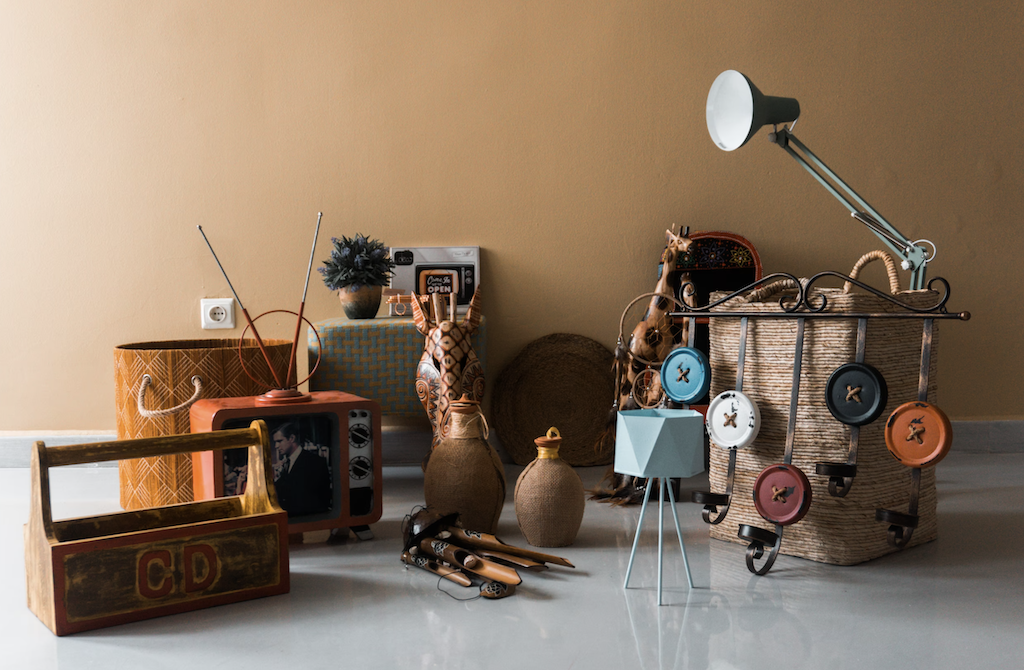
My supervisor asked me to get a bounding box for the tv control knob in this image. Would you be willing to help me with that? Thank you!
[349,423,372,449]
[349,456,372,480]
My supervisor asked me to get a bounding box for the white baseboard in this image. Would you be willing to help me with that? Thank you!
[2,421,1020,468]
[0,432,117,468]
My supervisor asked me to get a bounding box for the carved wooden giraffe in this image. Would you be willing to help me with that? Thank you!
[619,227,696,409]
[411,286,485,447]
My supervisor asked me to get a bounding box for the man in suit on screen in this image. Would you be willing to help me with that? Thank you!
[272,421,332,517]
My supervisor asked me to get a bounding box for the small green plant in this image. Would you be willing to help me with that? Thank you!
[318,234,395,291]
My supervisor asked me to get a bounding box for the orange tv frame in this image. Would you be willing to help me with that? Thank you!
[190,390,382,537]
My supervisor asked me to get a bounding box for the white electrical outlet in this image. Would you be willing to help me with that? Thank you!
[201,298,235,329]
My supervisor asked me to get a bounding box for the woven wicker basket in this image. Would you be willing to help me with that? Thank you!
[114,339,293,511]
[707,254,941,565]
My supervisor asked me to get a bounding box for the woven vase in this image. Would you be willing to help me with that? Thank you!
[423,396,506,533]
[514,428,585,547]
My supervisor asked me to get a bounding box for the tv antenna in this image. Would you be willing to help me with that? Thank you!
[197,214,324,404]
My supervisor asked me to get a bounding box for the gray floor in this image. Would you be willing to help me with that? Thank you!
[2,452,1021,669]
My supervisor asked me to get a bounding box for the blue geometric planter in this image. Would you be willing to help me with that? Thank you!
[615,409,705,479]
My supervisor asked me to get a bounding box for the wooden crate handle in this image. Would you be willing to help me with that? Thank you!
[42,423,267,467]
[28,421,279,543]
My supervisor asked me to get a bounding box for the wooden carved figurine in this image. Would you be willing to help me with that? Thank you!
[619,226,696,410]
[411,286,485,447]
[593,227,697,505]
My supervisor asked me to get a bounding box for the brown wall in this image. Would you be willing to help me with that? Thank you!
[1,1,1021,430]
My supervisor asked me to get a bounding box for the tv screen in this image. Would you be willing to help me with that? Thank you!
[222,414,340,523]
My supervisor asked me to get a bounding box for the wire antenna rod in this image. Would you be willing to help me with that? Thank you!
[196,225,284,388]
[286,212,323,385]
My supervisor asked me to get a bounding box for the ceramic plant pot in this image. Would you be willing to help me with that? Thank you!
[338,284,383,319]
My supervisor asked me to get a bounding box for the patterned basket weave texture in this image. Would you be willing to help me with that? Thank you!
[707,286,940,565]
[514,456,585,547]
[114,339,293,511]
[493,333,615,467]
[423,409,506,534]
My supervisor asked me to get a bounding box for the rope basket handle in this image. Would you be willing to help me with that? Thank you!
[137,374,203,419]
[843,250,901,295]
[744,251,901,303]
[744,277,806,303]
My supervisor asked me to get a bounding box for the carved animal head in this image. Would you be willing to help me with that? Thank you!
[662,226,693,282]
[410,287,485,443]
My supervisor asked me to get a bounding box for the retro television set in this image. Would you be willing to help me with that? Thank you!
[190,391,382,539]
[190,218,383,541]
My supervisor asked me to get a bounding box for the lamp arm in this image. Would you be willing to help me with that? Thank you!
[772,128,930,289]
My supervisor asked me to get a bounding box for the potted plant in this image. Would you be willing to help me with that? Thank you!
[318,234,396,319]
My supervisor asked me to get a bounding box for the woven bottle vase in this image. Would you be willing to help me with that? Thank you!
[514,427,585,547]
[423,396,506,533]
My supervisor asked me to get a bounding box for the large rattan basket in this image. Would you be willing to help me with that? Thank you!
[707,255,941,565]
[114,339,294,510]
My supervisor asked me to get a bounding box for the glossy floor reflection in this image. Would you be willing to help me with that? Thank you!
[1,451,1021,669]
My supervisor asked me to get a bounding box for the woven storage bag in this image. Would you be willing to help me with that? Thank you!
[114,339,293,510]
[707,253,941,565]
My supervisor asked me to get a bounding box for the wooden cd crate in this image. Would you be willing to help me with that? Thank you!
[24,421,290,636]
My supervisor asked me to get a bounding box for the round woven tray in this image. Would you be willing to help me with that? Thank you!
[493,333,615,466]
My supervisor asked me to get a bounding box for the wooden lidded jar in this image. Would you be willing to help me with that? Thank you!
[423,395,506,533]
[514,427,585,547]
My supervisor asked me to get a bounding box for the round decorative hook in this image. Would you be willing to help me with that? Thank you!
[738,524,783,575]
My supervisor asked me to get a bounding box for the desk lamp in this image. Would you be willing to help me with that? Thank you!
[706,70,935,289]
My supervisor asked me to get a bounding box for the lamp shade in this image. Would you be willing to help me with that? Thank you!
[614,409,705,479]
[706,70,801,151]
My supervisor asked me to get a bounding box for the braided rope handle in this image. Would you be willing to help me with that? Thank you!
[744,251,901,303]
[843,250,901,295]
[137,374,203,419]
[743,277,806,303]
